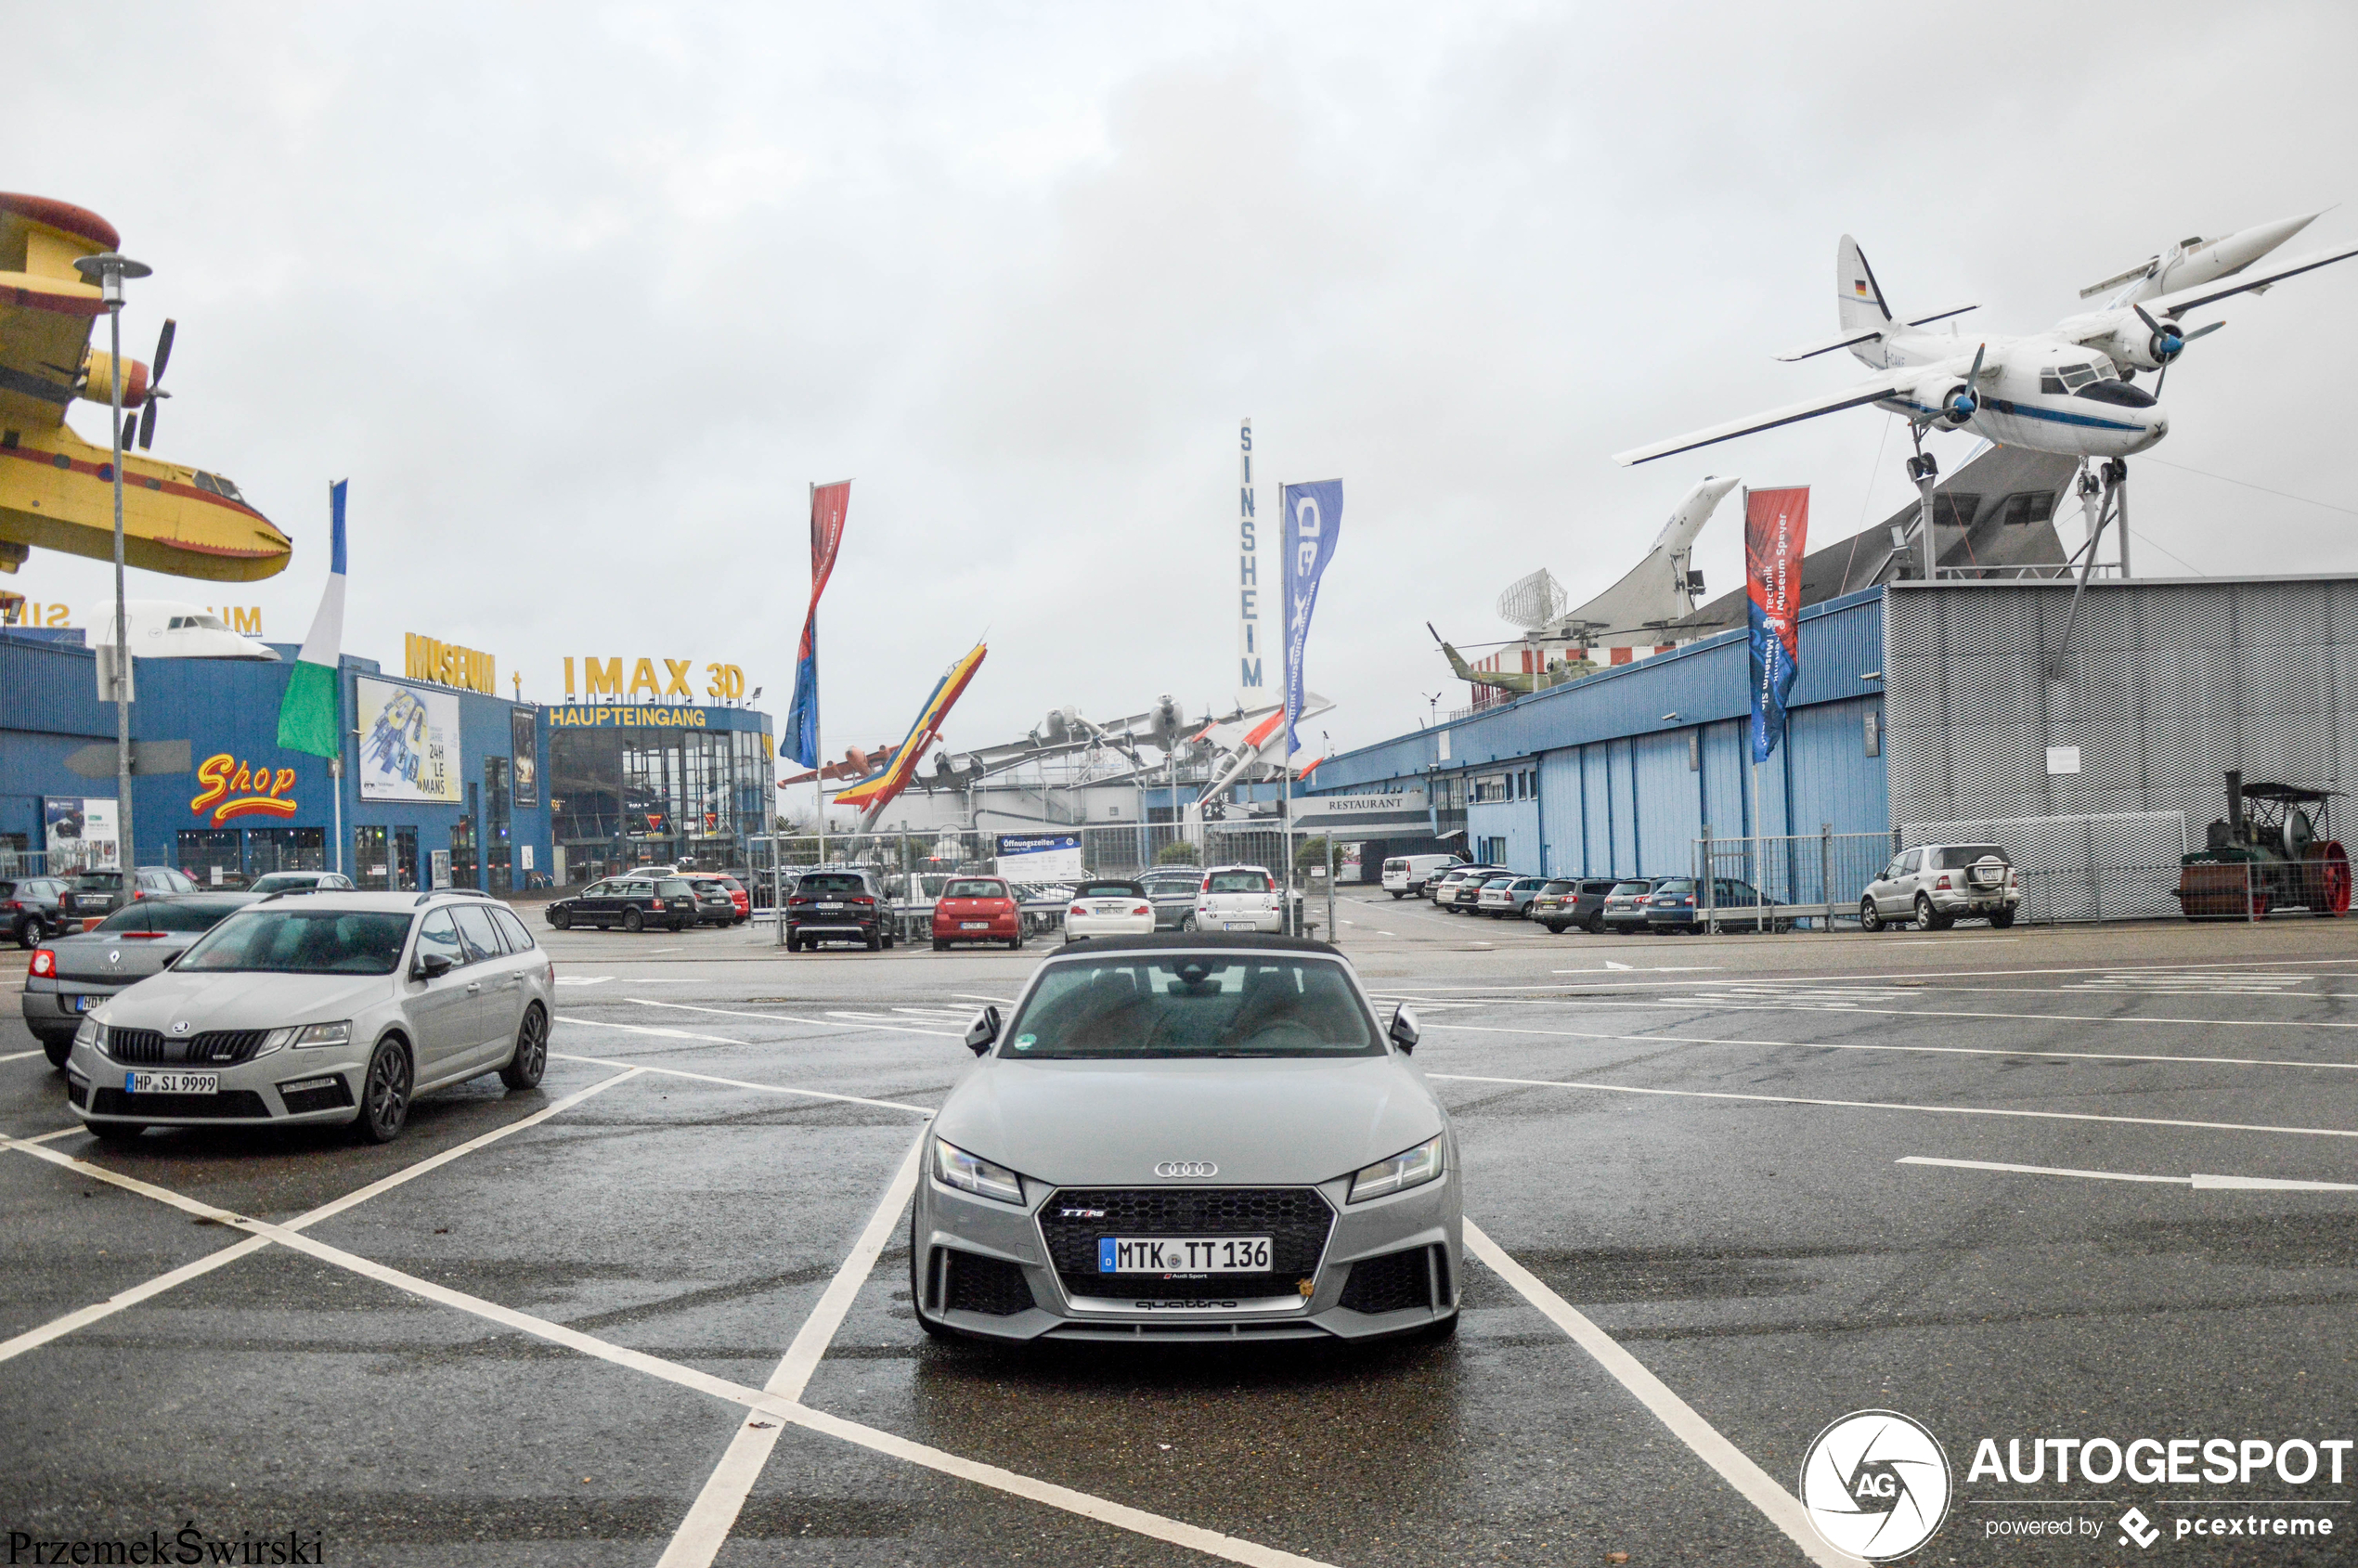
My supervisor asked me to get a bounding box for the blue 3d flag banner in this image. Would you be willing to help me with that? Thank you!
[1744,486,1809,765]
[1279,479,1343,756]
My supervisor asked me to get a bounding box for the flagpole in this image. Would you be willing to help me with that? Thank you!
[811,482,825,875]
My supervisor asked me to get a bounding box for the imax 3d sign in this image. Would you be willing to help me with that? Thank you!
[564,657,746,702]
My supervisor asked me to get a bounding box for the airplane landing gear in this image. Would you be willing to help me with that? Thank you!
[1902,434,1940,580]
[2048,459,2132,677]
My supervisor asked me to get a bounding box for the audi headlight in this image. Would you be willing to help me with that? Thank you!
[1348,1134,1445,1202]
[932,1137,1025,1205]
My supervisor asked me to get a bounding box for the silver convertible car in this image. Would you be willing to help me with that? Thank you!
[912,933,1461,1344]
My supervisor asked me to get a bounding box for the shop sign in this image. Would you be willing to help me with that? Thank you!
[547,706,712,729]
[564,657,745,701]
[406,632,499,695]
[190,754,300,824]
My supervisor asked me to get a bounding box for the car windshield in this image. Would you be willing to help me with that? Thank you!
[1076,881,1144,898]
[248,874,318,893]
[1206,872,1268,894]
[946,880,1006,899]
[97,900,242,934]
[1003,956,1381,1059]
[1934,845,2009,869]
[74,873,123,890]
[176,910,414,974]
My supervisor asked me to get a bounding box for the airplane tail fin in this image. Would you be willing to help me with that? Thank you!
[1837,235,1893,333]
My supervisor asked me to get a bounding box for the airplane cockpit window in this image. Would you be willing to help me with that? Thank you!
[2057,363,2103,392]
[191,614,227,629]
[166,616,186,629]
[192,473,219,495]
[214,476,246,503]
[2077,379,2159,409]
[2040,368,2066,395]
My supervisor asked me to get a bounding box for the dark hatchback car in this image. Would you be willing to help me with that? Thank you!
[3,875,74,947]
[1139,869,1202,929]
[1641,876,1791,934]
[544,875,702,932]
[64,866,199,925]
[1600,877,1668,933]
[21,894,259,1065]
[1531,877,1622,934]
[787,870,898,952]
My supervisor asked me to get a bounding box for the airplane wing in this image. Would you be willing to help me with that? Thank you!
[1613,363,1939,467]
[2139,240,2358,320]
[0,197,111,432]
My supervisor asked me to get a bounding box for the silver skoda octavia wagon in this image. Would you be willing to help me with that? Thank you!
[912,933,1461,1344]
[66,890,554,1145]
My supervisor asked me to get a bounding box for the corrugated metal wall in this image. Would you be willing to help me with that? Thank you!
[1885,577,2358,836]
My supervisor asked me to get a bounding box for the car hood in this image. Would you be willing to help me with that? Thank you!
[935,1056,1443,1186]
[97,970,395,1030]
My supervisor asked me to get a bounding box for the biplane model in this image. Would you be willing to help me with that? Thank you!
[0,192,291,580]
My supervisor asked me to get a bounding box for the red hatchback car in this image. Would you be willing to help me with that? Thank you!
[931,876,1023,951]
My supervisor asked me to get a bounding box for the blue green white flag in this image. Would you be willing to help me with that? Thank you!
[276,480,346,758]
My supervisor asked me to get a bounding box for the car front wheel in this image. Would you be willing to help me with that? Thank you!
[356,1038,412,1144]
[550,908,571,930]
[17,914,46,947]
[500,1005,548,1090]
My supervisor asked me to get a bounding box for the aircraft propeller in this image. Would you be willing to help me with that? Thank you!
[2133,304,2223,396]
[1937,343,1988,426]
[131,319,175,450]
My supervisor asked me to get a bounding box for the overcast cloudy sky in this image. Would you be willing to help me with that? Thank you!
[17,3,2358,767]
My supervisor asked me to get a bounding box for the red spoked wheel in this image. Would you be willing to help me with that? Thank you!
[2305,840,2352,916]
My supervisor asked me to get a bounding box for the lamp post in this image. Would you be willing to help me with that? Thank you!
[72,252,152,877]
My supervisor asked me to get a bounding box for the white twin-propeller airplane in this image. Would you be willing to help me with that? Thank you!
[1614,212,2358,470]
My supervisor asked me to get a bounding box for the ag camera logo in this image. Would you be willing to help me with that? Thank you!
[1799,1409,1952,1561]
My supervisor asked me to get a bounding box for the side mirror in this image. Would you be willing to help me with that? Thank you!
[965,1004,1001,1056]
[412,952,453,982]
[1388,1004,1420,1054]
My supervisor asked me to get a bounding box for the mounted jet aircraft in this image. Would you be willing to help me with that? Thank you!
[1432,474,1743,698]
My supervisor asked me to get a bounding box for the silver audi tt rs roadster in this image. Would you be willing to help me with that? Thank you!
[912,933,1461,1343]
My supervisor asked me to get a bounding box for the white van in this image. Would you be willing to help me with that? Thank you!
[1382,854,1464,900]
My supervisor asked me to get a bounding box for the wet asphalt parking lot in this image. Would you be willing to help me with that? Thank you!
[3,894,2354,1567]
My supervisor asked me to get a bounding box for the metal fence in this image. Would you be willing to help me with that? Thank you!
[1898,812,2189,925]
[1691,828,1898,931]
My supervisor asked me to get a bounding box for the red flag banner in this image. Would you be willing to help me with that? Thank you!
[810,479,851,601]
[1743,486,1809,765]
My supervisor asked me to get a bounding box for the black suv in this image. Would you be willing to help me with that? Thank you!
[2,875,73,947]
[545,875,701,932]
[786,870,896,952]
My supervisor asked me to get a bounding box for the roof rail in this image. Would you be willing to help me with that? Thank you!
[413,887,497,906]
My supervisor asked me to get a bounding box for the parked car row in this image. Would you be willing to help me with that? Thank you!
[544,872,748,933]
[1406,845,2020,935]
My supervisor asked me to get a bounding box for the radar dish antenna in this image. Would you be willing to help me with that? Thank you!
[1496,567,1568,630]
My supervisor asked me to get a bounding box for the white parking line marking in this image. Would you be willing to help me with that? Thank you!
[1375,930,1395,937]
[550,1054,933,1116]
[951,992,1014,1005]
[561,1017,746,1044]
[657,1134,926,1568]
[628,997,963,1040]
[0,1068,644,1366]
[1552,965,1724,974]
[1464,1221,1846,1568]
[1430,1071,2358,1140]
[1477,992,2358,1033]
[1428,1017,2358,1072]
[1378,952,2358,994]
[4,1134,1335,1568]
[1,1048,46,1063]
[1898,1156,2358,1192]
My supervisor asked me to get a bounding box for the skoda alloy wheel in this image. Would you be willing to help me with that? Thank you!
[357,1039,412,1144]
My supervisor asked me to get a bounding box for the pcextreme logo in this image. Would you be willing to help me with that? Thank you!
[1798,1409,1952,1561]
[189,754,299,825]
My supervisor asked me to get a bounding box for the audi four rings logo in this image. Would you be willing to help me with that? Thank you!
[1155,1161,1218,1178]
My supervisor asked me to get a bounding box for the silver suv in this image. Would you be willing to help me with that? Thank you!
[1860,843,2019,931]
[65,889,555,1145]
